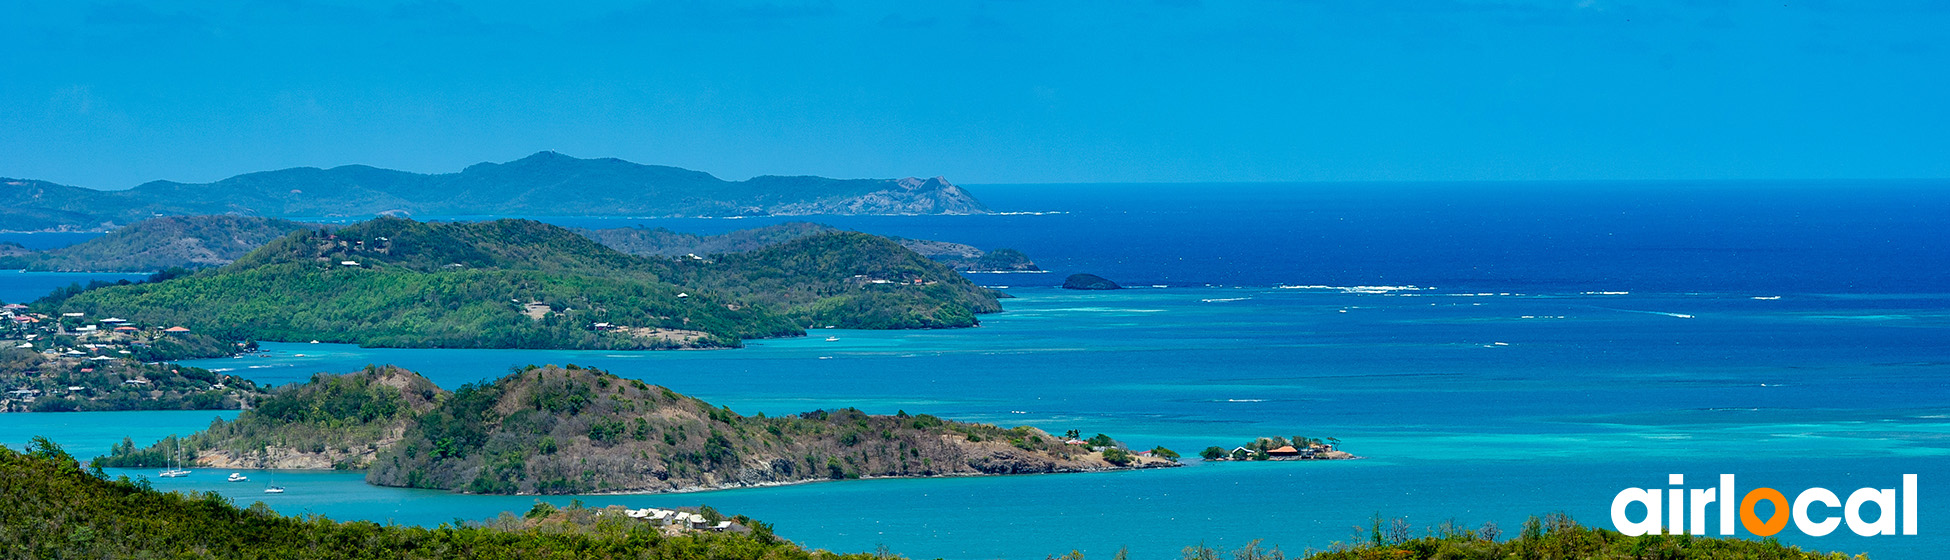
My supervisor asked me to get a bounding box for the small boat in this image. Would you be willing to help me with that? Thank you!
[159,468,190,478]
[264,486,285,494]
[228,472,249,482]
[825,336,839,342]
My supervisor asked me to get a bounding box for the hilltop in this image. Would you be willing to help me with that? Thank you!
[44,217,1000,350]
[0,152,989,231]
[97,365,1177,494]
[0,215,312,272]
[586,221,1041,273]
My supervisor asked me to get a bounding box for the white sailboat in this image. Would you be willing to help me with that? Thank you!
[158,440,190,478]
[264,472,284,493]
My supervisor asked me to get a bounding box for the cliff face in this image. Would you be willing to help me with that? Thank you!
[99,366,1176,494]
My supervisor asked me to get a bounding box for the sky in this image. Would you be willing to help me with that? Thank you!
[3,0,1947,188]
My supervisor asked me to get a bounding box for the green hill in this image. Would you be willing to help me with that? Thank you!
[1,152,988,231]
[97,365,1174,495]
[586,222,1041,274]
[0,215,312,272]
[5,440,860,559]
[43,217,1001,349]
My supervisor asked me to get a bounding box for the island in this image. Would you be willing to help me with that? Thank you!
[38,217,1003,351]
[0,151,988,232]
[1061,273,1123,290]
[1197,436,1354,461]
[93,364,1179,494]
[0,215,312,272]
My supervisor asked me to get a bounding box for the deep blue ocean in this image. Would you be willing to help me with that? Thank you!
[2,181,1946,559]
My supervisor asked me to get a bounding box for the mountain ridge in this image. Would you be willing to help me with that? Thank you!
[0,152,990,231]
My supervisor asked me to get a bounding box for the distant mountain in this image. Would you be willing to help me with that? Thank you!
[0,152,990,231]
[0,215,312,272]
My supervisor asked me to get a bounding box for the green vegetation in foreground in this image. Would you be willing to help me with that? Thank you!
[96,365,1171,494]
[4,439,866,560]
[11,440,1866,559]
[46,217,1000,350]
[0,215,312,272]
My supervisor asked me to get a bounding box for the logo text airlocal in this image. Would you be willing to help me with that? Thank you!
[1611,475,1918,537]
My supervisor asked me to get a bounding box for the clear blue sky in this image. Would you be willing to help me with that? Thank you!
[4,1,1946,187]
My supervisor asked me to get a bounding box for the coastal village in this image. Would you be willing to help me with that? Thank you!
[0,304,263,412]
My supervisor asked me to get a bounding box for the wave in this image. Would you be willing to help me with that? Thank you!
[992,211,1070,216]
[1201,297,1250,303]
[1580,291,1630,295]
[1277,284,1429,294]
[1598,307,1695,319]
[1751,296,1782,300]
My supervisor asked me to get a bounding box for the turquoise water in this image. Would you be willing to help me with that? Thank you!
[6,287,1944,558]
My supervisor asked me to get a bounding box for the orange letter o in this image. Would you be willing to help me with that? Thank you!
[1741,488,1790,536]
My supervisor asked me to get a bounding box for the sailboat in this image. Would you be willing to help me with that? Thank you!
[158,439,190,478]
[263,472,285,494]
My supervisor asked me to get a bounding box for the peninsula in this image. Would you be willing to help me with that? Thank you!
[40,217,1002,350]
[95,365,1178,494]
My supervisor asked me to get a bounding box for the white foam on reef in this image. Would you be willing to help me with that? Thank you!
[1752,296,1782,300]
[1580,291,1631,295]
[1201,297,1250,303]
[1604,307,1696,319]
[959,269,1053,275]
[992,211,1070,216]
[1277,284,1429,294]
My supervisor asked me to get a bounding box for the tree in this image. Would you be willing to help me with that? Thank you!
[1199,446,1228,461]
[1150,446,1180,461]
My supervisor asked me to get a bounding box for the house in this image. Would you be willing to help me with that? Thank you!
[100,317,127,324]
[340,261,361,267]
[164,326,191,334]
[123,378,151,386]
[114,326,139,332]
[1267,445,1301,457]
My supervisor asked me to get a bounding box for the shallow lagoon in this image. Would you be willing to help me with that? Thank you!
[7,287,1945,559]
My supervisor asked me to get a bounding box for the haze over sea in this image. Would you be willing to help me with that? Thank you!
[3,181,1946,559]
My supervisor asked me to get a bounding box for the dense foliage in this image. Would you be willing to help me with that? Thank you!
[582,222,839,257]
[0,215,311,272]
[52,218,999,350]
[94,366,439,470]
[4,439,885,559]
[99,365,1143,495]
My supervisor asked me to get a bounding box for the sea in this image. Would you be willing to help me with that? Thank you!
[2,181,1946,559]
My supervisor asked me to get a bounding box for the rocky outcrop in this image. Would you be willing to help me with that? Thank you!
[1062,273,1123,290]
